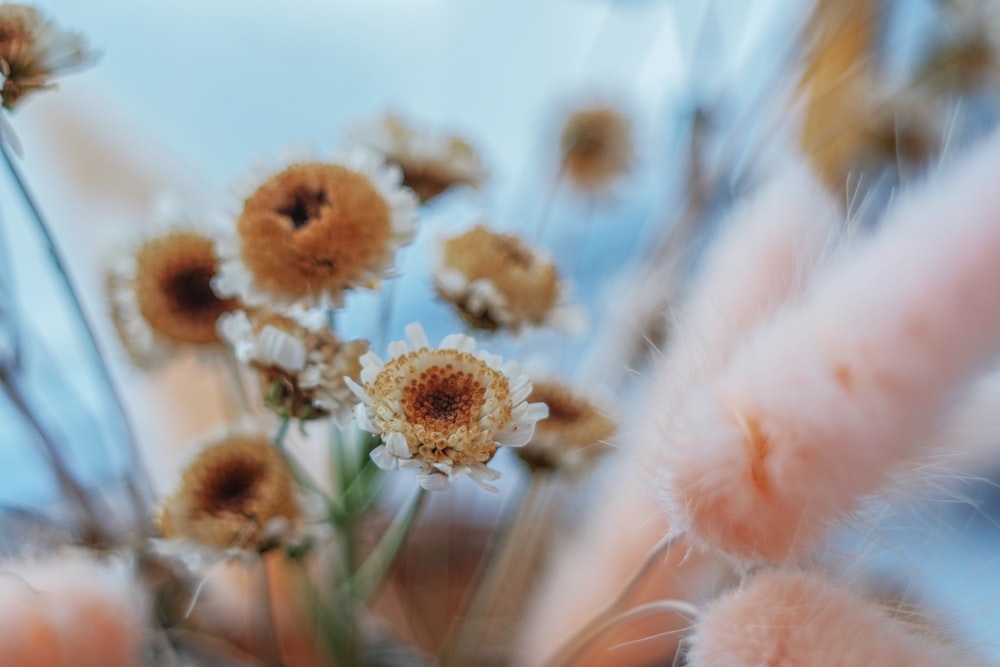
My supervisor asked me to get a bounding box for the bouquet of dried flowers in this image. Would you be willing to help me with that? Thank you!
[4,1,1000,666]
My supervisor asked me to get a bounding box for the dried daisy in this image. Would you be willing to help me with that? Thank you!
[218,308,368,422]
[0,4,95,110]
[107,226,238,368]
[559,105,632,192]
[349,113,487,203]
[213,150,419,310]
[159,435,300,551]
[516,379,615,474]
[434,224,584,334]
[346,322,548,491]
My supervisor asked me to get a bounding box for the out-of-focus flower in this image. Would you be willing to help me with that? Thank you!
[213,150,418,310]
[218,308,368,422]
[106,225,238,368]
[515,379,615,474]
[347,322,548,491]
[0,4,96,110]
[348,113,487,203]
[0,550,145,667]
[159,435,300,551]
[559,105,632,192]
[434,224,585,334]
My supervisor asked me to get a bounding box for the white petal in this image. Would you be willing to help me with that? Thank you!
[405,322,430,350]
[258,325,307,370]
[417,473,450,491]
[370,445,398,470]
[353,402,377,432]
[345,376,371,404]
[440,334,476,352]
[385,431,412,459]
[466,464,501,493]
[388,340,409,358]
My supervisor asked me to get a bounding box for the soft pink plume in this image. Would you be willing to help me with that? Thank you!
[516,163,840,666]
[0,551,145,667]
[662,128,1000,562]
[687,569,982,667]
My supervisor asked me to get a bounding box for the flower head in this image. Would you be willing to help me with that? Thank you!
[347,323,548,491]
[348,113,487,203]
[218,308,368,422]
[159,435,300,551]
[213,150,418,309]
[106,226,238,368]
[559,105,632,192]
[0,4,95,109]
[434,224,584,334]
[516,379,615,474]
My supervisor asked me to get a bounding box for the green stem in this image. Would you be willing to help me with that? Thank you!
[0,138,152,516]
[345,486,427,602]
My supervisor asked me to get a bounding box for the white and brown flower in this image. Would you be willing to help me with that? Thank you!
[347,323,548,491]
[213,150,418,310]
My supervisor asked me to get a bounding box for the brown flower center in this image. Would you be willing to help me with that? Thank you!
[402,367,486,431]
[277,185,329,229]
[201,458,265,515]
[135,232,237,345]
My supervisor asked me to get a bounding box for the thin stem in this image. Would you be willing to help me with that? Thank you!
[542,599,699,667]
[0,368,111,545]
[443,473,549,664]
[345,485,427,602]
[541,533,680,667]
[0,139,152,512]
[273,418,291,450]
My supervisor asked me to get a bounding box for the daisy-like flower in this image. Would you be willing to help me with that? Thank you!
[348,113,487,203]
[158,435,300,551]
[347,322,548,492]
[516,379,615,475]
[0,4,96,110]
[106,225,238,368]
[559,104,632,192]
[218,308,368,422]
[213,150,419,310]
[434,224,585,334]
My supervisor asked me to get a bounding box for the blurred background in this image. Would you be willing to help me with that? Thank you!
[4,0,1000,662]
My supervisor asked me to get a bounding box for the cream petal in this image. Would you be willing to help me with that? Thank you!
[405,322,430,350]
[370,445,398,470]
[417,472,450,491]
[353,402,377,432]
[385,431,413,459]
[258,325,307,371]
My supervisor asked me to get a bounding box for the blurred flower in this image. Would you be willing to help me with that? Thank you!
[0,3,96,109]
[434,224,585,334]
[516,379,614,475]
[349,113,487,203]
[218,308,368,422]
[213,150,418,310]
[159,435,300,551]
[106,227,238,368]
[559,105,632,192]
[347,322,548,491]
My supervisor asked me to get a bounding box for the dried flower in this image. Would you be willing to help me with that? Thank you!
[516,379,615,474]
[434,224,584,334]
[0,4,95,109]
[218,308,368,422]
[159,435,300,551]
[106,227,238,368]
[347,322,548,491]
[213,150,418,310]
[349,113,487,203]
[559,105,632,192]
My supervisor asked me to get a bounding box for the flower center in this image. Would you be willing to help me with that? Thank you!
[203,459,265,515]
[278,186,329,230]
[167,265,223,315]
[404,368,485,430]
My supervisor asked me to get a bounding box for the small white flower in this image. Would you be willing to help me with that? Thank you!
[347,322,548,491]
